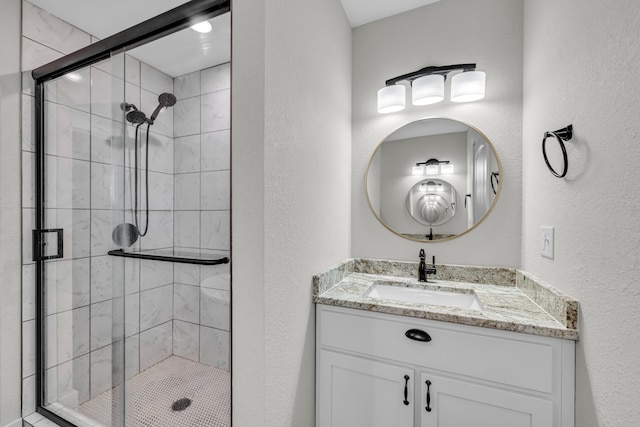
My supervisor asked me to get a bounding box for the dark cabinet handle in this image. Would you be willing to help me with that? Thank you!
[405,329,432,342]
[425,380,432,412]
[403,375,410,405]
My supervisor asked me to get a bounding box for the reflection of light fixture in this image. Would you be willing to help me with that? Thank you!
[421,181,442,192]
[413,159,453,175]
[440,163,454,174]
[412,165,425,175]
[65,72,83,82]
[191,21,212,33]
[377,63,485,113]
[425,163,439,175]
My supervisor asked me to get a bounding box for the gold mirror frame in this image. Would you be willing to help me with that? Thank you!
[364,117,503,243]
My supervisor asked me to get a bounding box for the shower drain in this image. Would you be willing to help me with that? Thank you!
[171,398,192,412]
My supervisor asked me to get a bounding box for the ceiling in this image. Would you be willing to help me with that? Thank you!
[29,0,440,77]
[127,14,230,78]
[29,0,230,77]
[340,0,441,27]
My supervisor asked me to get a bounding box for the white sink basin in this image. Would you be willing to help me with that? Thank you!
[366,283,483,311]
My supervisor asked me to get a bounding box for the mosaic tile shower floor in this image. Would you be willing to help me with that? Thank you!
[77,356,230,427]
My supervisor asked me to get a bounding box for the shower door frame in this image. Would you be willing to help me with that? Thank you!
[30,1,231,425]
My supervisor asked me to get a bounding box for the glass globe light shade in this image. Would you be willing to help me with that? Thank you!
[412,74,444,106]
[377,85,406,113]
[450,71,486,102]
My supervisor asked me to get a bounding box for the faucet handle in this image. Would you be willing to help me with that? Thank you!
[426,255,437,275]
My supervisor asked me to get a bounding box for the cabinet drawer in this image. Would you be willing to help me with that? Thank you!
[318,306,557,393]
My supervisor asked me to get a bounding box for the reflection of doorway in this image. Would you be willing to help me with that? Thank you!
[472,136,490,225]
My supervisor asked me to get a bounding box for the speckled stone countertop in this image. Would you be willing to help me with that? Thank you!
[313,259,579,340]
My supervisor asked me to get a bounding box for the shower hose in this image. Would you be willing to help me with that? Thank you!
[133,122,150,237]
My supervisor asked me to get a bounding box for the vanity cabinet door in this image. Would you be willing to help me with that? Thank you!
[317,349,414,427]
[419,371,554,427]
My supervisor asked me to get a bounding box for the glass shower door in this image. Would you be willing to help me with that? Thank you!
[37,51,128,427]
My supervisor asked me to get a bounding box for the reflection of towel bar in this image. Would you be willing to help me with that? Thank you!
[542,124,573,178]
[490,172,500,195]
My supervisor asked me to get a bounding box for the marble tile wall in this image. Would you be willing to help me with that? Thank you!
[172,64,231,371]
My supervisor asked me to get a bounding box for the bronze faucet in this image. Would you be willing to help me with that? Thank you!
[418,249,436,282]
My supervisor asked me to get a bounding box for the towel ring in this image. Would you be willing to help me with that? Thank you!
[542,124,573,178]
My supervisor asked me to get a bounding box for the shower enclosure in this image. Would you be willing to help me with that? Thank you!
[26,1,231,425]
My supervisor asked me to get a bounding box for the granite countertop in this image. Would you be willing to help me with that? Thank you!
[313,259,579,340]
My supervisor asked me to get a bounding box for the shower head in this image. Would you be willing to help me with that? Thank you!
[149,92,177,123]
[126,110,148,124]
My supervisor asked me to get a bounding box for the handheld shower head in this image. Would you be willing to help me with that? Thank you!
[159,92,177,107]
[149,92,177,123]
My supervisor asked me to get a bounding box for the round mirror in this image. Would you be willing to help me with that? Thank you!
[365,117,502,242]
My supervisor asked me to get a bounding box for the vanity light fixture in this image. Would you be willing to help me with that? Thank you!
[377,63,486,113]
[413,159,453,175]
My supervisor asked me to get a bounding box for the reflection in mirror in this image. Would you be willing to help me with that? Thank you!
[366,118,501,242]
[406,178,457,239]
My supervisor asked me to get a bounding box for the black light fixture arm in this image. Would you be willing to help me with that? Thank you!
[385,63,477,86]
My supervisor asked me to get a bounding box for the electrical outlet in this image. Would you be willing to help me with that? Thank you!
[540,226,554,259]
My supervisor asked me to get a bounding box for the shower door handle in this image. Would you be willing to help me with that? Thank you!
[32,228,64,261]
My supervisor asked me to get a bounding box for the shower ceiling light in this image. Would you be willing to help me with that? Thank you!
[191,20,212,33]
[377,63,486,113]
